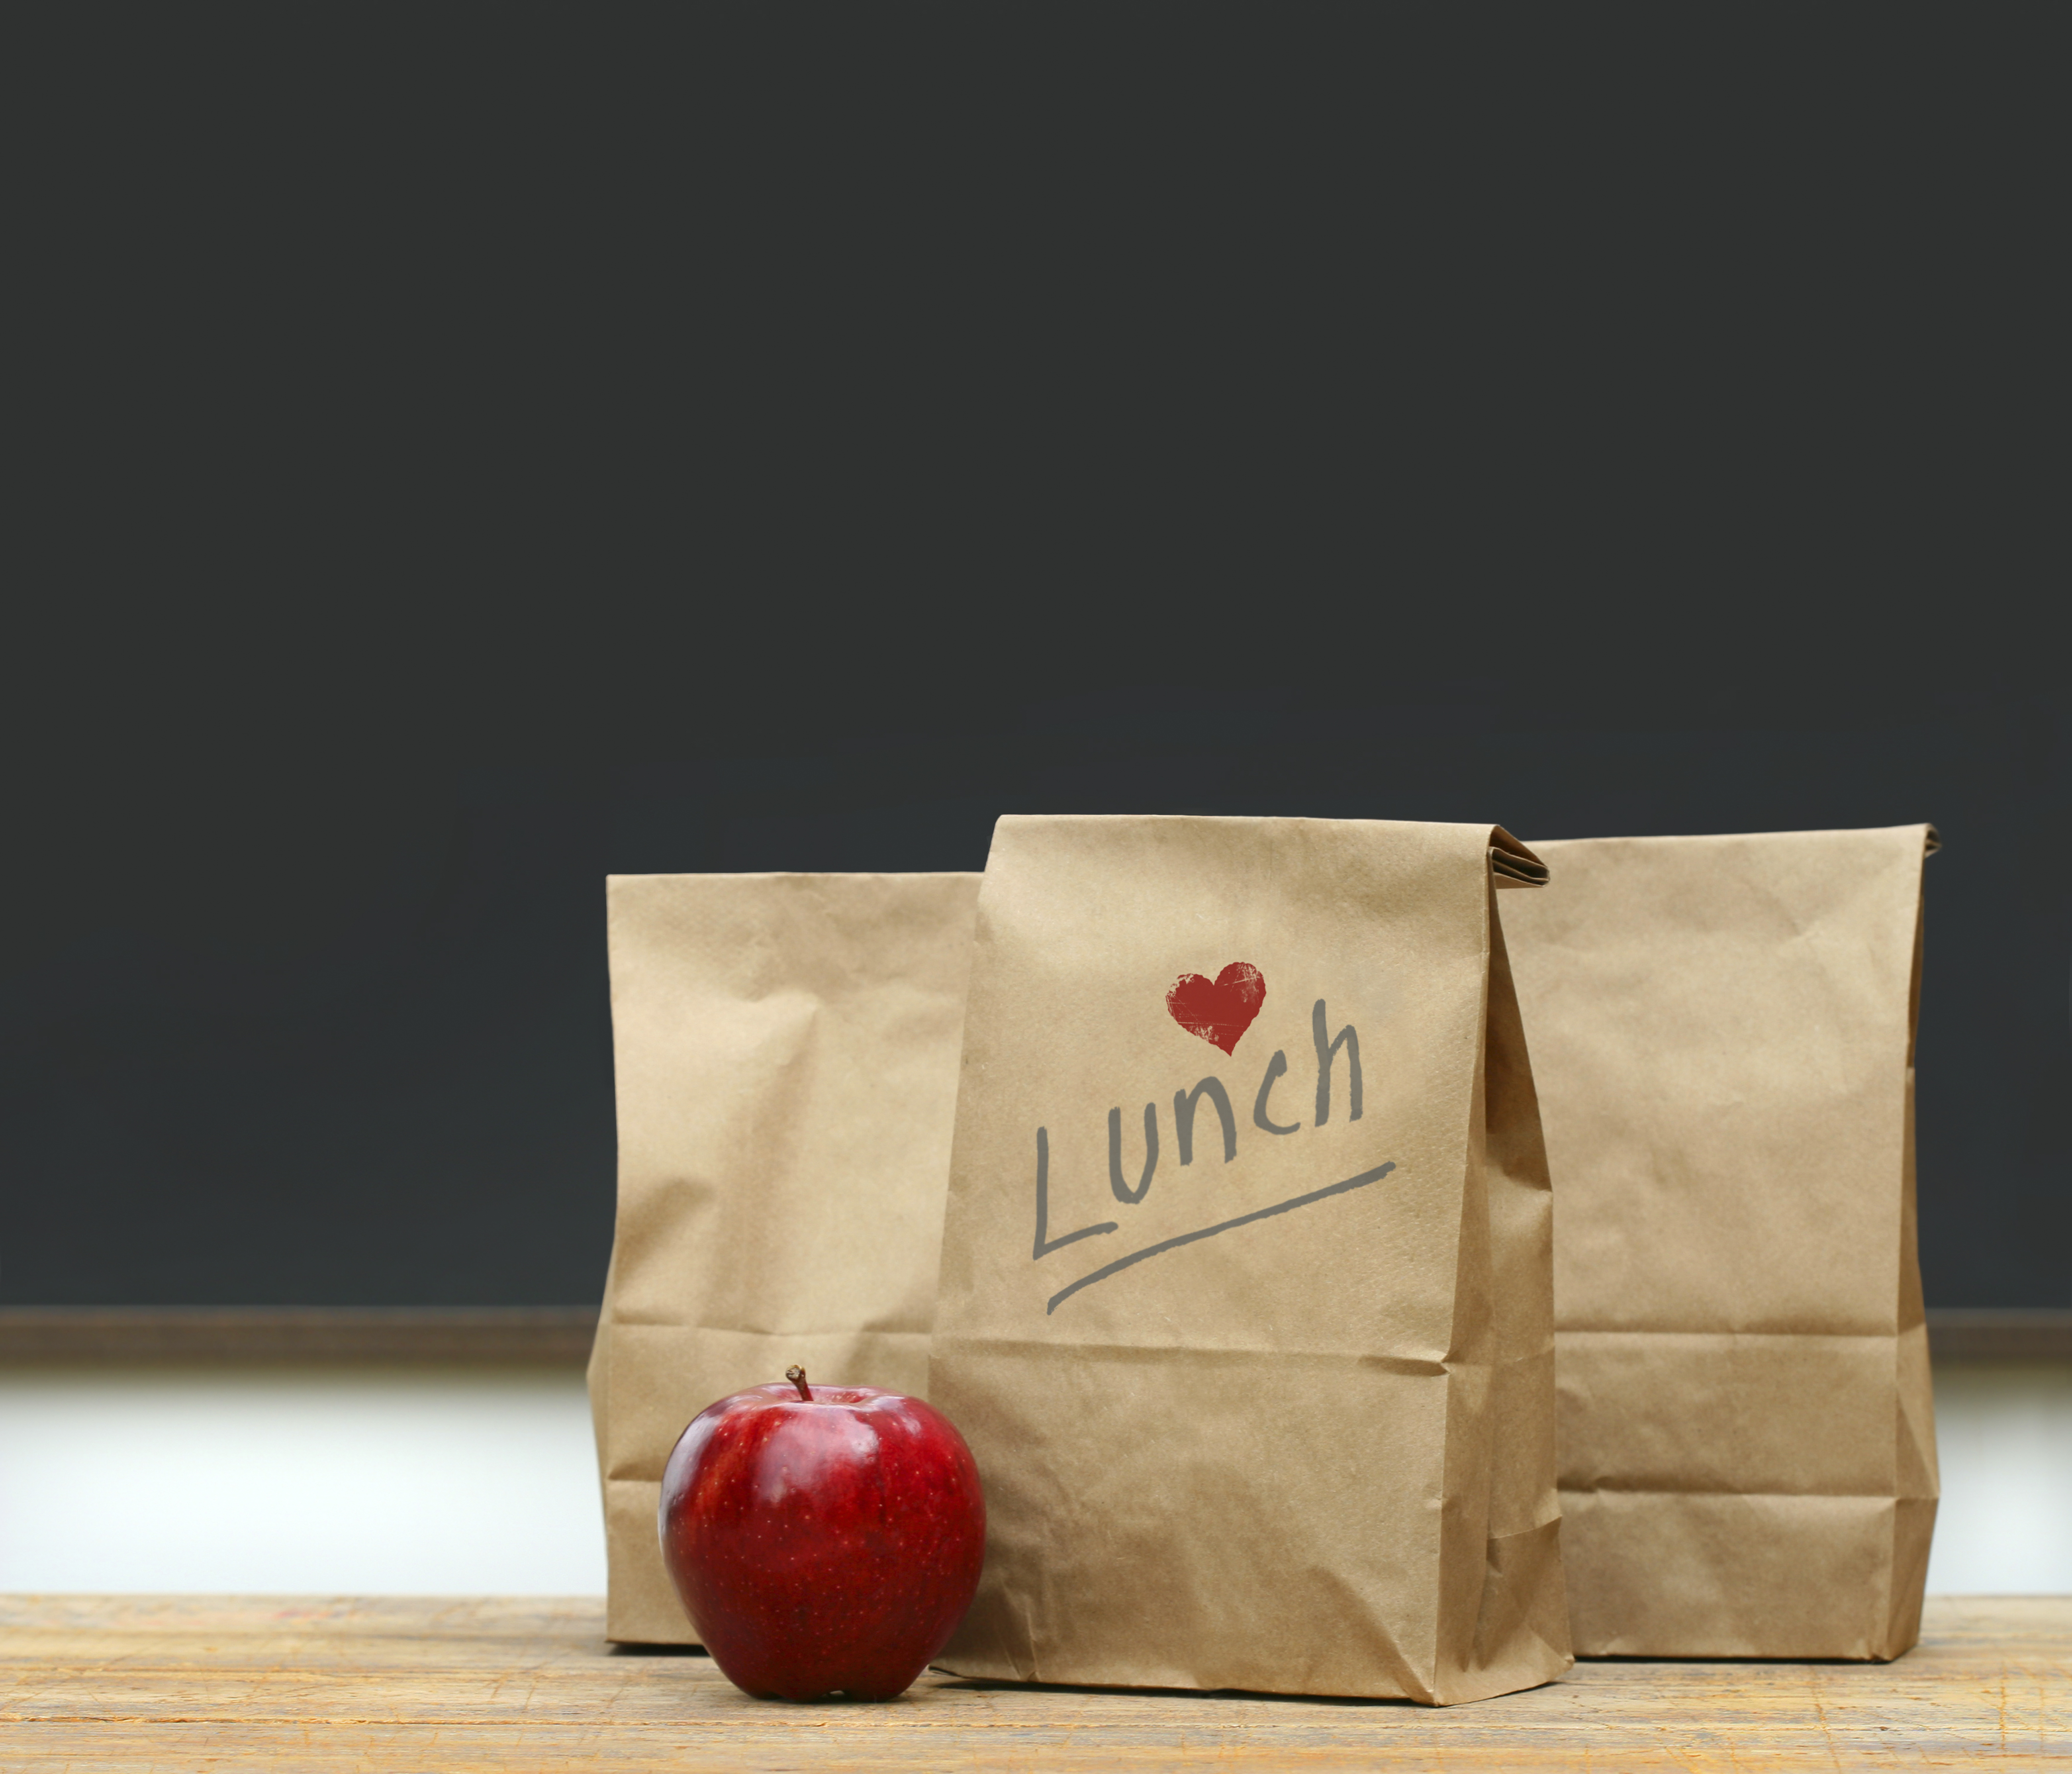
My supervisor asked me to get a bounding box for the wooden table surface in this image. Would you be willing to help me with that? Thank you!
[3,1595,2066,1771]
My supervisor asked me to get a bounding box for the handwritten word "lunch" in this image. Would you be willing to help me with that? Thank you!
[1034,999,1365,1264]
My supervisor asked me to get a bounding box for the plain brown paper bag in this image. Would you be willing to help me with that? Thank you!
[587,871,981,1643]
[1502,824,1939,1659]
[929,815,1573,1703]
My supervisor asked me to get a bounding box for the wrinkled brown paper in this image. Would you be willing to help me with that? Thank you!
[587,872,981,1643]
[929,816,1573,1703]
[1503,824,1939,1659]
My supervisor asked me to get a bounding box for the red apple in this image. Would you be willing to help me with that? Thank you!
[657,1365,986,1701]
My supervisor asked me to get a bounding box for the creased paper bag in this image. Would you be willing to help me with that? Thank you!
[587,871,981,1643]
[1502,824,1939,1659]
[929,816,1572,1703]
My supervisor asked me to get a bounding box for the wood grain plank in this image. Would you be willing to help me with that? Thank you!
[2,1595,2067,1770]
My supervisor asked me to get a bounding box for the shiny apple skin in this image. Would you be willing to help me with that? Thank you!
[657,1382,986,1701]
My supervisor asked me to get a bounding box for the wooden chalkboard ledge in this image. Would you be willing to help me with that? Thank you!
[1,1306,2068,1366]
[0,1305,598,1365]
[1,1594,2066,1769]
[1924,1309,2072,1361]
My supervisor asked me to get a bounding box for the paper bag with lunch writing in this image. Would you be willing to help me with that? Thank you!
[587,871,981,1643]
[929,816,1572,1703]
[1503,824,1939,1659]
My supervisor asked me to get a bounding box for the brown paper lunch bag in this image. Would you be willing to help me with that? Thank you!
[1501,824,1939,1660]
[929,815,1573,1704]
[587,871,982,1643]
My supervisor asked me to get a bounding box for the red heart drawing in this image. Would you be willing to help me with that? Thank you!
[1165,962,1266,1056]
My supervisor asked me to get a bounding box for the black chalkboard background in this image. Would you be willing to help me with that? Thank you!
[4,685,2066,1310]
[7,11,2064,1311]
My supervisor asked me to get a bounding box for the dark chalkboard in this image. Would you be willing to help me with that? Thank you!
[4,686,2065,1310]
[8,8,2063,1313]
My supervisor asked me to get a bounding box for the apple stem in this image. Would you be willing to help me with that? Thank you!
[785,1365,812,1402]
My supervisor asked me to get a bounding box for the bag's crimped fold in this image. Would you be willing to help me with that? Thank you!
[587,872,982,1643]
[1504,824,1939,1660]
[929,815,1572,1703]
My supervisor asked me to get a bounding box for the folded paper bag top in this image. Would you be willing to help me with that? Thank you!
[588,871,982,1644]
[1502,824,1939,1661]
[928,815,1572,1705]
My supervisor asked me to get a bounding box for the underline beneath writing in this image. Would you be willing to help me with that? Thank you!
[1046,1160,1397,1315]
